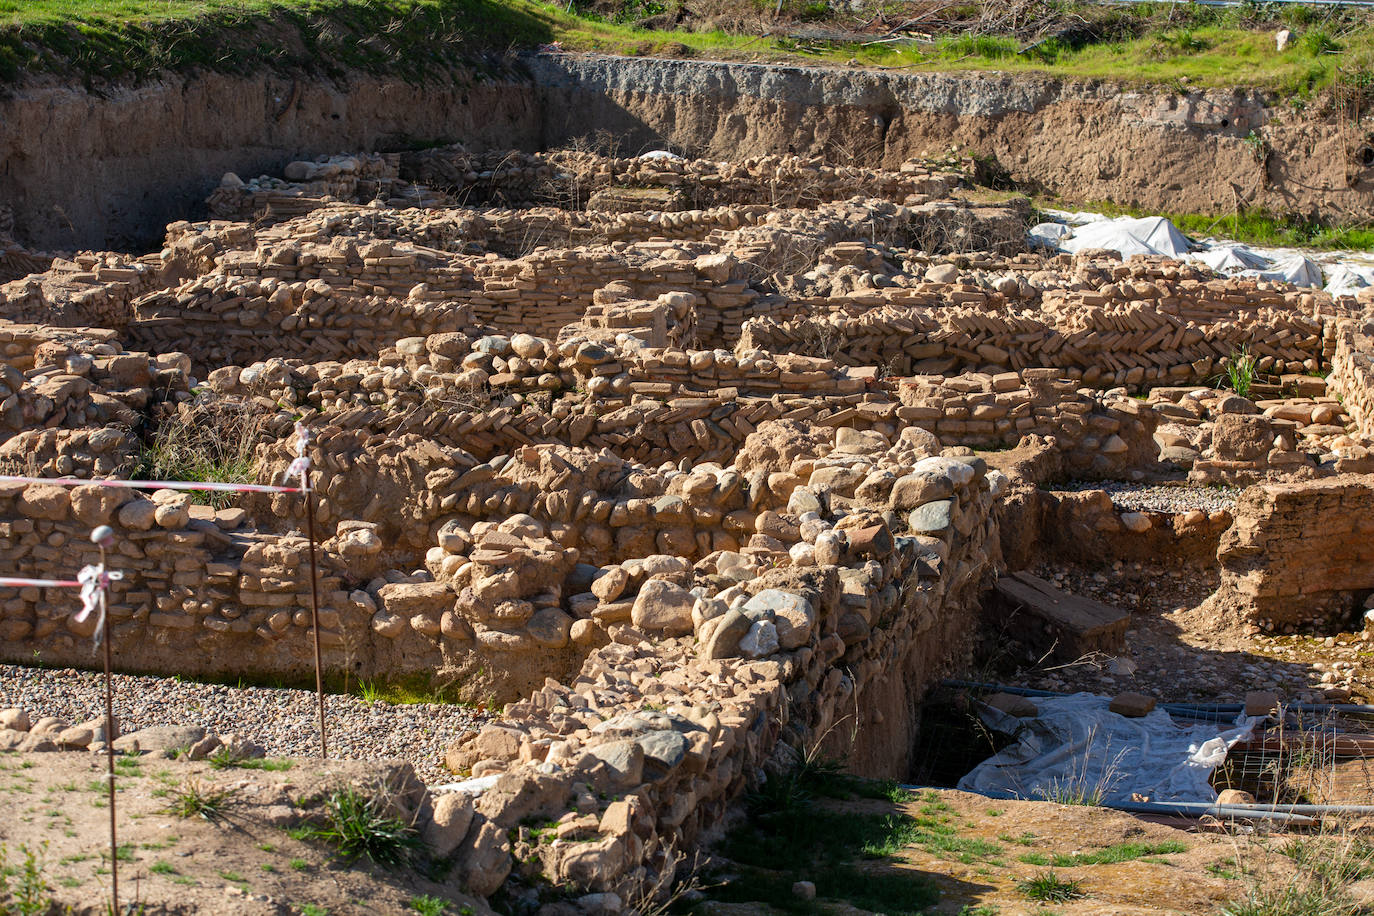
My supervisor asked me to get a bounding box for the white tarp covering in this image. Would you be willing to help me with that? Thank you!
[1325,264,1374,296]
[638,150,684,161]
[1028,222,1073,248]
[957,693,1258,805]
[1059,216,1193,259]
[1255,254,1324,289]
[1038,205,1374,295]
[1193,244,1271,273]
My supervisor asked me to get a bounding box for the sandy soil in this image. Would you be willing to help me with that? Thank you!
[0,751,484,916]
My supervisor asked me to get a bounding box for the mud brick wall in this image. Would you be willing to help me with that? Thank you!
[0,322,122,372]
[0,481,362,676]
[0,253,162,329]
[0,478,593,702]
[127,243,780,371]
[1207,475,1374,628]
[0,335,182,476]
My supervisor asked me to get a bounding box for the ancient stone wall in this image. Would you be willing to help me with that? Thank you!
[208,148,967,224]
[896,369,1158,475]
[742,261,1336,388]
[433,457,1002,897]
[0,473,597,702]
[1206,476,1374,629]
[1330,317,1374,441]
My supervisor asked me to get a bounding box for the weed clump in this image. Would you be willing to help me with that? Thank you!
[164,778,238,822]
[1220,345,1259,400]
[292,785,421,867]
[136,398,265,506]
[1017,870,1085,903]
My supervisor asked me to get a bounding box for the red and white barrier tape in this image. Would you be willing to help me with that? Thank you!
[0,575,81,589]
[0,475,306,494]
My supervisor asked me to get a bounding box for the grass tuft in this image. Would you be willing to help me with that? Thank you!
[135,397,264,507]
[1220,345,1259,399]
[164,778,237,822]
[292,785,421,867]
[1018,871,1085,903]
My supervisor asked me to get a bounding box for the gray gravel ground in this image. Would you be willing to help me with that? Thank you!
[1058,480,1241,514]
[0,664,488,783]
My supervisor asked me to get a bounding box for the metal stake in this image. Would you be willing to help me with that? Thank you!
[92,526,118,916]
[303,465,328,759]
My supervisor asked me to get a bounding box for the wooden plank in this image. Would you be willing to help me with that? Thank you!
[991,571,1130,660]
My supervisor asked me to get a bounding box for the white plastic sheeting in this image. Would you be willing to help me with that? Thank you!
[638,150,684,161]
[1256,254,1324,289]
[1325,264,1374,296]
[957,693,1258,805]
[1058,216,1193,259]
[1028,222,1072,248]
[1193,244,1271,273]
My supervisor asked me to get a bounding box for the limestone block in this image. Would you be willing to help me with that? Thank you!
[422,793,476,859]
[700,609,751,659]
[744,590,815,650]
[630,580,693,635]
[588,739,645,786]
[70,485,132,526]
[739,619,780,658]
[528,608,574,648]
[455,820,512,897]
[18,485,69,521]
[118,498,157,531]
[908,500,954,537]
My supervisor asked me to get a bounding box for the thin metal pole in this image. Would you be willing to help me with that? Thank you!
[303,465,328,759]
[99,540,118,916]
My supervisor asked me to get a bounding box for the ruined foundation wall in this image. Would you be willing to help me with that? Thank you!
[1207,476,1374,628]
[741,265,1335,387]
[1330,318,1374,441]
[434,466,1001,897]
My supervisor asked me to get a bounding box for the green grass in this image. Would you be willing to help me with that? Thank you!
[706,766,944,916]
[208,746,294,771]
[721,790,1002,868]
[409,896,449,916]
[1018,871,1085,903]
[1018,840,1187,868]
[352,676,467,706]
[1219,345,1258,399]
[163,778,237,822]
[291,785,421,867]
[0,0,558,84]
[0,0,1372,98]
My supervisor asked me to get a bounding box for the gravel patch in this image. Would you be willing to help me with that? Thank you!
[1055,480,1241,514]
[0,665,489,784]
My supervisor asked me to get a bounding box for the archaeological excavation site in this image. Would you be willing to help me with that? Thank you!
[6,2,1374,913]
